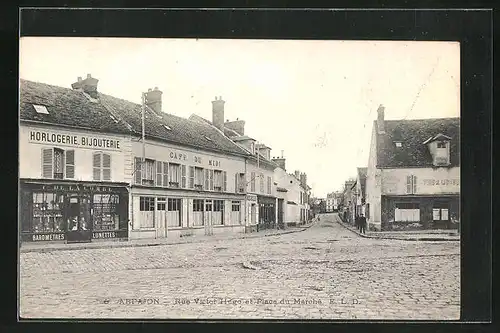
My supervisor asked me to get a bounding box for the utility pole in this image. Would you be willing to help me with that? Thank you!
[141,92,146,163]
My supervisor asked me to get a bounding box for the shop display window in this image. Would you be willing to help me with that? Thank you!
[93,194,120,231]
[32,192,65,233]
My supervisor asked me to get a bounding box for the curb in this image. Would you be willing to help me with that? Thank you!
[20,222,315,254]
[335,219,459,242]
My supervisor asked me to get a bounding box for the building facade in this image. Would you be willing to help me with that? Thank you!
[365,105,460,231]
[19,75,315,244]
[326,192,341,212]
[341,180,356,224]
[19,78,134,244]
[101,89,255,239]
[354,167,367,218]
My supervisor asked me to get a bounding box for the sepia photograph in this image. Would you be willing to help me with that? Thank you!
[19,37,460,320]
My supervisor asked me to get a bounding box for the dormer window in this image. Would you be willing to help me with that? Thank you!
[394,141,402,148]
[423,134,452,167]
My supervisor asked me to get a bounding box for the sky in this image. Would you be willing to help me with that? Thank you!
[19,38,460,198]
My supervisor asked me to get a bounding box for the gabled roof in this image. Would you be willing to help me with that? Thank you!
[100,96,249,156]
[20,79,249,156]
[422,133,453,145]
[189,114,278,170]
[376,117,460,168]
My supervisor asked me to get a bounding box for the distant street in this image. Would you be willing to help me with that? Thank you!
[20,213,460,320]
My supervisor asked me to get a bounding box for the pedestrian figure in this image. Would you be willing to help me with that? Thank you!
[355,214,360,231]
[359,214,367,234]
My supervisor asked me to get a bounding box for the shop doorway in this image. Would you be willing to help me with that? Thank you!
[278,199,284,228]
[65,194,92,243]
[251,203,257,224]
[155,197,167,239]
[204,199,213,236]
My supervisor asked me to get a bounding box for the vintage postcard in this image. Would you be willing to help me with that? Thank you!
[19,37,460,320]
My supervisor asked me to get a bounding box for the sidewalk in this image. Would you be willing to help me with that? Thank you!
[336,218,460,242]
[20,221,316,253]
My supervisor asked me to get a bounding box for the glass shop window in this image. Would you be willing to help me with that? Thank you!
[32,192,65,233]
[93,194,120,231]
[232,201,241,212]
[193,199,204,212]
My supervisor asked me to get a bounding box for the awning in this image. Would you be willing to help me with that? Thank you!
[287,201,297,205]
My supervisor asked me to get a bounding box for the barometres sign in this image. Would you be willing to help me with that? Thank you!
[29,130,121,151]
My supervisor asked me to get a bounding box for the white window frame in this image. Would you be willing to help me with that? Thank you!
[168,163,181,187]
[406,175,417,194]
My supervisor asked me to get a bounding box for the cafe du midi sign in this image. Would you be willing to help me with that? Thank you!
[29,129,121,151]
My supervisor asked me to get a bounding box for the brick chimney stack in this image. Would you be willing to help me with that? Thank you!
[71,74,99,99]
[271,155,286,171]
[300,173,307,188]
[377,104,385,134]
[145,87,163,114]
[212,96,225,132]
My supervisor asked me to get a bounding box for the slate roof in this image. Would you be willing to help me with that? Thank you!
[99,95,249,156]
[376,118,460,168]
[188,114,278,169]
[20,79,131,135]
[20,79,249,156]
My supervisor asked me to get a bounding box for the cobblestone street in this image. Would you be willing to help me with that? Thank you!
[19,214,460,320]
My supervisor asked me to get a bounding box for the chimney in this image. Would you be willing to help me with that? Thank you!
[212,96,225,132]
[71,74,99,99]
[271,157,286,171]
[300,173,307,187]
[145,87,163,114]
[225,119,245,136]
[377,104,385,133]
[294,170,300,179]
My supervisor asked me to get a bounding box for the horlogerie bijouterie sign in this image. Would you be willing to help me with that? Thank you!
[28,129,121,151]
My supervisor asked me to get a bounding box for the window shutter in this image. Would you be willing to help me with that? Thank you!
[156,161,163,187]
[181,165,187,188]
[65,150,75,179]
[163,162,169,187]
[204,169,209,190]
[412,175,417,194]
[210,170,214,191]
[406,175,412,194]
[93,153,102,181]
[251,172,255,192]
[42,148,53,178]
[102,153,111,180]
[223,171,227,192]
[134,157,142,185]
[189,166,195,189]
[235,173,238,193]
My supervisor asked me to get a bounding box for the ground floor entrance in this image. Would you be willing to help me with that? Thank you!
[380,195,459,231]
[20,180,129,244]
[130,189,245,239]
[258,195,276,230]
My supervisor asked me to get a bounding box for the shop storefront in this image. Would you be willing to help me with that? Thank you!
[258,195,276,230]
[381,195,460,231]
[20,180,129,243]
